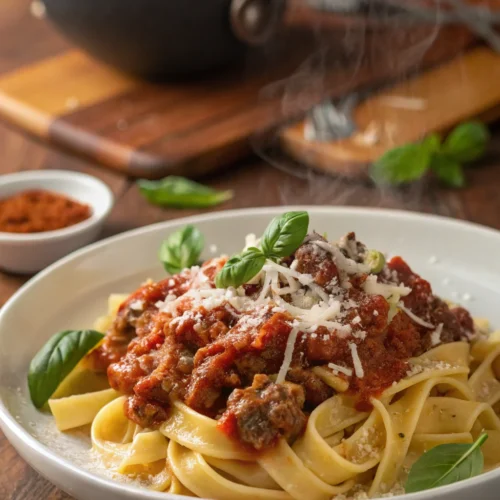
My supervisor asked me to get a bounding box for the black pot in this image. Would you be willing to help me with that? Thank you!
[43,0,287,78]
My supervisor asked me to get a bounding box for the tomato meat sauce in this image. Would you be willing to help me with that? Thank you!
[0,190,91,233]
[89,235,474,452]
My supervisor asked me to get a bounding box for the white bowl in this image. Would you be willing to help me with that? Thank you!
[0,207,500,500]
[0,170,114,274]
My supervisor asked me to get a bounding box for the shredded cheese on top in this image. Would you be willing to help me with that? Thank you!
[349,343,364,378]
[312,240,371,275]
[363,275,411,300]
[398,302,434,329]
[430,323,444,346]
[276,324,300,384]
[328,363,353,377]
[149,232,431,389]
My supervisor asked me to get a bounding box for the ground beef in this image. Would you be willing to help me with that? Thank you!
[286,367,334,407]
[125,395,169,429]
[388,256,474,354]
[294,234,339,287]
[218,374,306,451]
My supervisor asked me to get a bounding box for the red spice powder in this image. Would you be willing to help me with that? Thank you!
[0,190,92,234]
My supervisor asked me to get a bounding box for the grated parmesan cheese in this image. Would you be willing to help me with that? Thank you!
[349,343,364,378]
[328,363,353,377]
[406,359,452,378]
[276,325,300,384]
[312,240,370,275]
[363,275,411,300]
[398,302,434,329]
[129,300,145,311]
[430,323,444,346]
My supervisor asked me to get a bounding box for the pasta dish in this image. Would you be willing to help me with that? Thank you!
[29,212,500,499]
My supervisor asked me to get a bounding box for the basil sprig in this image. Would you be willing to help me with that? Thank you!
[28,330,104,409]
[405,433,488,493]
[216,211,309,289]
[159,225,204,274]
[215,247,266,288]
[138,176,233,208]
[371,121,490,188]
[261,211,309,259]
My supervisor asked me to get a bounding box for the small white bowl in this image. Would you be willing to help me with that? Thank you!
[0,170,114,274]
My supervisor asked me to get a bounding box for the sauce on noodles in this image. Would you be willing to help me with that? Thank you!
[89,232,473,451]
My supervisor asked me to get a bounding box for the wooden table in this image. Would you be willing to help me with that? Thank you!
[2,2,500,499]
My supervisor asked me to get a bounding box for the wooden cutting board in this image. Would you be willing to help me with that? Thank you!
[0,19,474,179]
[281,46,500,178]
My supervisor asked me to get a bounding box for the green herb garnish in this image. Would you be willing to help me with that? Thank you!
[138,176,233,208]
[216,211,310,289]
[159,225,204,274]
[405,433,488,493]
[28,330,104,409]
[364,250,385,273]
[261,211,310,260]
[430,154,465,188]
[442,121,490,162]
[371,121,490,188]
[215,247,266,288]
[371,143,431,185]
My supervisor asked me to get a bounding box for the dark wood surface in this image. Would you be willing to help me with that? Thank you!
[1,1,500,500]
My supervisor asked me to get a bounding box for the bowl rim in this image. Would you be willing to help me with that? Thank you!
[0,170,115,242]
[0,206,500,499]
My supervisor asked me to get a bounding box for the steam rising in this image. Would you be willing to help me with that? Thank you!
[252,0,498,211]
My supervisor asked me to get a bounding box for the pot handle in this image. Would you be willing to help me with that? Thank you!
[230,0,287,45]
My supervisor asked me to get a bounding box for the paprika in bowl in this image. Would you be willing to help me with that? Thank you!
[0,170,114,274]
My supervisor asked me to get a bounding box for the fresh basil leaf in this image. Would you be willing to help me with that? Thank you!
[405,433,488,493]
[421,133,441,154]
[138,176,233,208]
[371,143,431,185]
[442,122,490,163]
[215,247,266,289]
[430,154,465,188]
[261,212,309,259]
[28,330,104,409]
[159,225,204,274]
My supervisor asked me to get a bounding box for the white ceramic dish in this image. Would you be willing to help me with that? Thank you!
[0,206,499,500]
[0,170,114,274]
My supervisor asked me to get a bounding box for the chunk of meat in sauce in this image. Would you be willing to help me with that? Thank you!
[388,256,473,353]
[125,395,169,429]
[109,306,238,425]
[185,310,290,413]
[339,232,367,262]
[294,234,339,287]
[90,258,226,372]
[90,276,189,371]
[218,374,306,451]
[286,367,334,407]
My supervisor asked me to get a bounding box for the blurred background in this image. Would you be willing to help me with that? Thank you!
[1,1,500,496]
[1,1,500,213]
[0,0,499,257]
[0,1,499,259]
